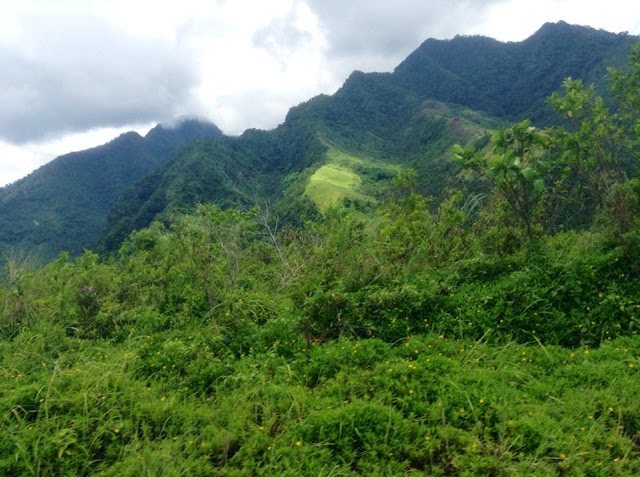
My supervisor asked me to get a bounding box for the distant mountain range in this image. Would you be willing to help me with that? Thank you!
[0,119,222,261]
[0,21,637,263]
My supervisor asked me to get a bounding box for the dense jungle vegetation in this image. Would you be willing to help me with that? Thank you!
[2,40,640,477]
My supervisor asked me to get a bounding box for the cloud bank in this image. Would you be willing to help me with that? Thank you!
[0,4,198,144]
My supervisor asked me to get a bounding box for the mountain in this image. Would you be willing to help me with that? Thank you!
[393,21,634,124]
[0,119,222,262]
[4,22,640,477]
[1,22,637,260]
[97,122,329,252]
[98,73,501,253]
[99,22,637,253]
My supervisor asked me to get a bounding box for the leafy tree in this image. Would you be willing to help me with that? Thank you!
[548,79,626,212]
[610,41,640,152]
[547,42,640,243]
[453,120,548,242]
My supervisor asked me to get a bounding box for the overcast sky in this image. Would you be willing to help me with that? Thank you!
[1,0,640,187]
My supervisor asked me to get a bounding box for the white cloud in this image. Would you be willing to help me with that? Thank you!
[183,0,332,134]
[0,3,198,144]
[306,0,502,57]
[473,0,640,41]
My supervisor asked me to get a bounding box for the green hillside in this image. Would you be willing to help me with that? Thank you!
[1,22,634,259]
[99,22,635,253]
[97,123,327,253]
[0,119,222,263]
[394,21,635,124]
[305,150,365,211]
[101,91,500,253]
[4,111,640,472]
[304,144,399,212]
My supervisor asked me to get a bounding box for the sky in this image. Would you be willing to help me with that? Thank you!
[1,0,640,187]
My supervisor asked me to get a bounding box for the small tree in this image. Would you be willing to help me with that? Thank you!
[610,42,640,153]
[548,78,626,212]
[453,120,548,242]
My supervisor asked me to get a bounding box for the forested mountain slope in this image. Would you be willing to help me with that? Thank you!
[100,22,636,252]
[0,119,222,262]
[2,22,636,259]
[393,21,635,124]
[99,90,499,253]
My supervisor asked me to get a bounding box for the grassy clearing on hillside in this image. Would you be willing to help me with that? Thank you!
[305,145,399,212]
[306,163,363,211]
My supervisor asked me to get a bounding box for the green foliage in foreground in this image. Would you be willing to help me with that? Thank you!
[2,323,640,475]
[2,194,640,474]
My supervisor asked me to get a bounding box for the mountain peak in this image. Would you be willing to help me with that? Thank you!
[145,118,223,141]
[143,118,223,157]
[531,20,585,37]
[529,20,628,41]
[538,20,570,31]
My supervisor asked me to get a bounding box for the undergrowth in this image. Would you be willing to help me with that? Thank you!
[2,324,640,475]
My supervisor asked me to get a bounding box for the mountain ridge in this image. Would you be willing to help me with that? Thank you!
[393,20,634,123]
[2,21,638,260]
[98,22,637,253]
[0,118,223,262]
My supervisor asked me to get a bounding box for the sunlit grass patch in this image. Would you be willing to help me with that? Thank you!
[304,144,400,212]
[305,163,364,211]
